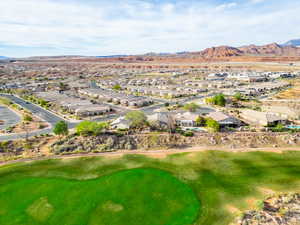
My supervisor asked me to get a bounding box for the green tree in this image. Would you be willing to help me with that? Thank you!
[206,94,226,107]
[195,116,206,127]
[125,111,147,128]
[183,103,199,112]
[215,94,226,107]
[91,122,109,135]
[76,121,108,136]
[206,118,220,132]
[53,121,69,137]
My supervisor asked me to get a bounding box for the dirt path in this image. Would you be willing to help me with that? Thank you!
[1,146,300,167]
[38,137,59,156]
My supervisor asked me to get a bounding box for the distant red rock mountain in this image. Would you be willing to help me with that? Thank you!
[194,43,300,58]
[192,46,243,58]
[238,43,300,56]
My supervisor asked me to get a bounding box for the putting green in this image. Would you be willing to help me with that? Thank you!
[0,168,200,225]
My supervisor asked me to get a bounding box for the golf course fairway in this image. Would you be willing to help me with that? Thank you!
[1,150,300,225]
[0,167,200,225]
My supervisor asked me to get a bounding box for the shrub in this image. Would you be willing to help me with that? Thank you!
[271,123,287,132]
[175,128,183,134]
[233,92,244,101]
[115,132,125,137]
[23,142,33,150]
[0,141,9,152]
[253,106,262,111]
[39,124,46,129]
[182,131,194,137]
[112,84,122,91]
[149,134,160,145]
[23,115,33,122]
[76,121,108,136]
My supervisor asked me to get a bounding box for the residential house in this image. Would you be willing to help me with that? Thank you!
[240,109,287,126]
[207,111,241,127]
[174,112,199,127]
[147,112,174,128]
[74,105,111,117]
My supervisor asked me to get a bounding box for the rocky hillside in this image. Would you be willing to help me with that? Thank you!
[192,43,300,58]
[194,46,244,58]
[239,193,300,225]
[238,43,300,56]
[50,132,300,154]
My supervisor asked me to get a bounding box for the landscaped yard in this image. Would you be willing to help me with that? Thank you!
[1,150,300,225]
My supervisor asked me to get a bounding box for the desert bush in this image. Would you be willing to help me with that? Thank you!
[182,131,194,137]
[23,115,33,122]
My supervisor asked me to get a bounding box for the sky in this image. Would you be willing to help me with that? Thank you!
[0,0,300,57]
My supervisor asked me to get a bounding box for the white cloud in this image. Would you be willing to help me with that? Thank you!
[215,2,237,11]
[0,0,299,57]
[250,0,267,4]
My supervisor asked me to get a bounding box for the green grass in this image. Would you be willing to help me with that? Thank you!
[0,168,199,225]
[1,151,300,225]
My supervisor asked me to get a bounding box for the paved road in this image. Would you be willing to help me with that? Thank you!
[0,94,73,125]
[0,105,21,130]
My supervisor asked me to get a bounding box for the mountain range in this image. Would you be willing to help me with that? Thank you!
[282,39,300,47]
[7,38,300,62]
[194,42,300,59]
[99,38,300,62]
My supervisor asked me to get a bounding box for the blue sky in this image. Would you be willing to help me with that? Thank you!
[0,0,299,57]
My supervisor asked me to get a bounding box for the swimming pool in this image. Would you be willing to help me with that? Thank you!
[182,127,207,132]
[286,125,300,129]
